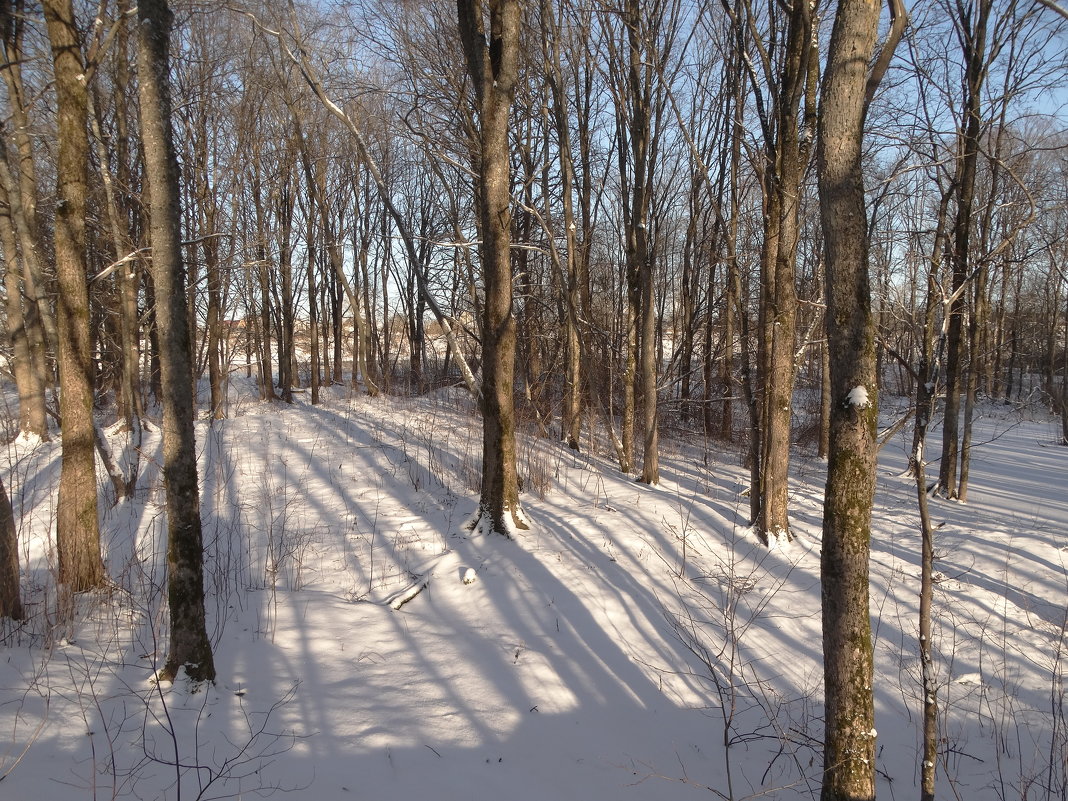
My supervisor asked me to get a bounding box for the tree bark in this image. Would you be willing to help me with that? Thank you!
[89,77,143,437]
[250,166,277,402]
[624,0,659,486]
[539,0,584,451]
[0,181,45,439]
[910,202,944,801]
[306,218,320,405]
[137,0,215,683]
[457,0,527,535]
[277,180,296,403]
[0,474,21,620]
[43,0,105,593]
[816,0,902,796]
[202,204,225,419]
[0,0,59,377]
[729,0,815,543]
[939,0,992,498]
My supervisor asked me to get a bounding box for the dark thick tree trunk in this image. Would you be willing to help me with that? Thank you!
[457,0,526,535]
[624,0,659,486]
[43,0,105,592]
[0,475,21,620]
[137,0,215,683]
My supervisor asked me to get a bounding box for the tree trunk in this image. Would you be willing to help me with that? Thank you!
[204,208,225,420]
[307,226,320,405]
[137,0,215,683]
[718,58,742,443]
[248,168,277,402]
[277,182,296,403]
[0,1,58,377]
[625,0,658,486]
[819,337,831,459]
[43,0,105,593]
[540,0,584,451]
[743,0,816,544]
[0,182,45,439]
[113,0,142,430]
[958,258,988,502]
[457,0,526,535]
[622,266,637,475]
[939,0,991,498]
[330,267,343,384]
[1062,285,1068,444]
[89,80,143,436]
[911,195,944,801]
[720,154,740,443]
[816,0,902,795]
[0,474,21,620]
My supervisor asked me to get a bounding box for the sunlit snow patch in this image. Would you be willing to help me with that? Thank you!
[846,386,871,408]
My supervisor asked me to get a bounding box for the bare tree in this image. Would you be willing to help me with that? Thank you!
[0,180,43,440]
[817,0,904,797]
[87,0,143,434]
[722,0,817,543]
[622,0,660,485]
[538,0,584,450]
[937,0,993,498]
[43,0,106,592]
[457,0,527,535]
[0,1,54,441]
[138,0,215,683]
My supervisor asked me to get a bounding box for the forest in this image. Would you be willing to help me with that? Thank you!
[0,0,1066,799]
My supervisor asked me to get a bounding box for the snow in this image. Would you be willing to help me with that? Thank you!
[0,381,1066,800]
[846,385,870,408]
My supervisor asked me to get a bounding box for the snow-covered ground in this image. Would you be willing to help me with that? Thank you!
[0,382,1065,800]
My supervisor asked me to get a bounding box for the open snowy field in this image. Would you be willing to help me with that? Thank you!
[0,384,1065,800]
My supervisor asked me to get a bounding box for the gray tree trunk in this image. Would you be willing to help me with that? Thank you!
[816,0,902,796]
[137,0,215,683]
